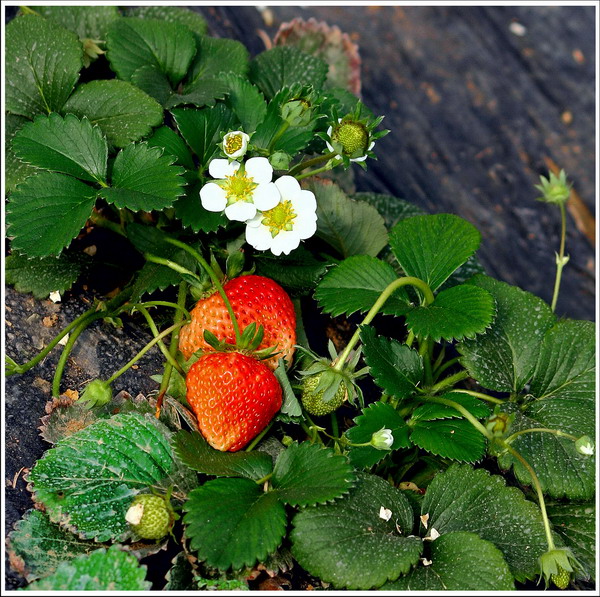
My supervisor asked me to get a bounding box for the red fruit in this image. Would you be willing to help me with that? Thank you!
[186,351,282,452]
[179,275,296,370]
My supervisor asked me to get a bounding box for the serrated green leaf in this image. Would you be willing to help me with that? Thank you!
[389,214,481,291]
[165,76,230,110]
[5,251,89,299]
[547,502,595,579]
[315,255,411,317]
[384,532,514,590]
[250,46,328,99]
[497,402,595,500]
[410,392,490,421]
[6,14,82,118]
[221,73,267,133]
[409,418,486,462]
[307,180,388,258]
[34,5,119,40]
[351,191,426,228]
[146,125,195,170]
[99,143,185,211]
[271,442,354,506]
[63,79,164,148]
[28,413,195,542]
[405,283,496,342]
[164,552,198,591]
[360,325,423,401]
[273,360,303,419]
[5,113,38,192]
[458,275,556,393]
[345,402,411,469]
[13,113,107,184]
[173,430,273,481]
[184,477,287,571]
[171,104,237,171]
[291,473,422,589]
[23,546,150,591]
[6,171,96,258]
[186,35,249,85]
[106,17,196,86]
[7,510,95,582]
[530,320,595,401]
[421,464,549,581]
[172,181,227,233]
[126,6,208,36]
[130,65,174,105]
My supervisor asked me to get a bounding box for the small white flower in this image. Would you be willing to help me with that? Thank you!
[370,427,394,450]
[200,157,280,222]
[379,506,392,521]
[222,130,250,159]
[245,175,317,256]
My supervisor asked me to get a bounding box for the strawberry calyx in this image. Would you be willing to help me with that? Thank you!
[202,324,282,363]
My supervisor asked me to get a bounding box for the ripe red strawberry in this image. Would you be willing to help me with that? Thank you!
[186,351,282,452]
[179,275,296,370]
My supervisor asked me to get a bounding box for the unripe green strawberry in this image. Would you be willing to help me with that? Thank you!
[301,374,347,416]
[552,566,570,590]
[125,494,173,540]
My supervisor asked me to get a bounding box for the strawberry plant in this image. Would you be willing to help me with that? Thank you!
[4,5,595,592]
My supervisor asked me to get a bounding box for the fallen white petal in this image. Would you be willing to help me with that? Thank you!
[420,513,430,529]
[58,333,70,346]
[125,502,144,525]
[379,506,392,522]
[49,291,62,303]
[421,558,433,567]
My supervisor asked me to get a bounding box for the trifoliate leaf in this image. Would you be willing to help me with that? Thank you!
[99,143,186,212]
[184,478,287,571]
[23,546,150,591]
[547,502,595,579]
[147,125,195,170]
[7,509,95,582]
[6,172,96,257]
[164,76,230,110]
[345,402,411,469]
[360,325,424,401]
[5,251,89,299]
[63,80,164,148]
[12,113,107,184]
[250,46,328,99]
[28,413,196,542]
[130,65,174,106]
[409,418,486,462]
[307,179,388,258]
[6,14,82,118]
[186,35,249,84]
[384,532,514,590]
[271,442,355,506]
[458,275,555,393]
[171,104,237,171]
[405,283,496,342]
[389,214,481,291]
[173,430,273,481]
[291,473,422,589]
[315,255,411,317]
[126,5,208,36]
[106,17,196,86]
[33,5,119,40]
[421,464,549,581]
[5,113,38,192]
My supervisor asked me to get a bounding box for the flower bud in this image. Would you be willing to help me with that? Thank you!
[281,98,313,127]
[370,427,394,450]
[485,412,512,437]
[575,435,594,456]
[269,150,291,170]
[535,170,571,205]
[222,131,250,159]
[78,379,112,409]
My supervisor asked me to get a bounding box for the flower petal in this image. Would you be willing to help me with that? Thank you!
[299,189,317,212]
[252,182,281,211]
[274,175,302,199]
[200,183,227,212]
[209,159,238,179]
[245,157,273,184]
[294,216,317,240]
[245,223,273,251]
[271,231,300,256]
[225,201,257,222]
[245,213,264,229]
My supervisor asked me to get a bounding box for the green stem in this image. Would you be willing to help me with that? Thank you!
[419,339,433,385]
[164,238,242,345]
[505,427,579,444]
[288,151,338,177]
[550,202,568,312]
[89,211,126,237]
[254,472,273,486]
[433,356,460,380]
[268,120,290,151]
[245,420,275,452]
[105,321,187,385]
[405,330,415,347]
[428,369,470,394]
[334,276,435,371]
[144,254,204,286]
[295,163,334,181]
[450,388,506,405]
[423,395,494,441]
[125,300,191,320]
[432,346,447,374]
[135,306,186,377]
[330,412,340,439]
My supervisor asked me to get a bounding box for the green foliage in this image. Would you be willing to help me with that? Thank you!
[291,473,422,589]
[221,72,267,133]
[172,182,227,233]
[5,251,89,299]
[28,413,195,542]
[186,35,249,84]
[23,545,150,591]
[146,125,195,170]
[5,14,82,118]
[126,5,208,36]
[458,275,556,392]
[352,191,425,228]
[384,532,514,590]
[5,113,38,192]
[33,5,119,40]
[63,79,164,148]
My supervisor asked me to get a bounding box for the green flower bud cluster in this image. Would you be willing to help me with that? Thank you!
[535,169,571,205]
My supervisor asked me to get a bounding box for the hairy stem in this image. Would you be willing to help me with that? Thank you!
[505,427,580,444]
[288,151,338,177]
[428,369,470,394]
[245,420,275,452]
[423,395,494,441]
[450,388,506,405]
[550,202,568,312]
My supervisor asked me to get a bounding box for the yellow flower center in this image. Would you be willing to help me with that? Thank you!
[223,170,257,204]
[261,200,297,237]
[332,120,368,156]
[224,134,244,155]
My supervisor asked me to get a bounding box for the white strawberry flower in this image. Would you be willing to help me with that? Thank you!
[200,157,280,222]
[222,130,250,159]
[245,175,317,256]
